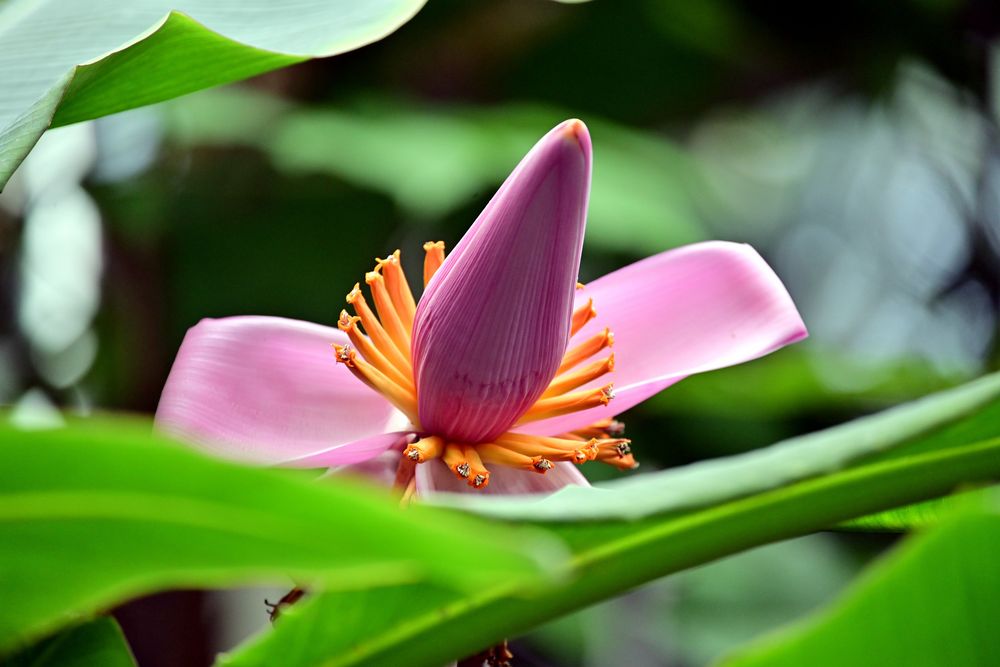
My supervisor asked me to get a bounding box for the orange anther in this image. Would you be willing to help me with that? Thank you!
[463,446,491,489]
[377,250,417,330]
[595,438,638,469]
[443,443,470,479]
[346,283,413,376]
[494,432,600,464]
[517,383,614,424]
[570,298,597,336]
[477,443,554,474]
[366,269,412,359]
[404,435,445,463]
[531,457,554,473]
[332,344,419,424]
[338,310,414,391]
[568,418,626,440]
[423,241,446,287]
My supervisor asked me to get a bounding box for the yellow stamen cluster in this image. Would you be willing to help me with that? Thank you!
[333,244,637,492]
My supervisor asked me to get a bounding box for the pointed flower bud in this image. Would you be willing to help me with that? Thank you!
[411,120,592,443]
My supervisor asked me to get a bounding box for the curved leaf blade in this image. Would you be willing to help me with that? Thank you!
[720,510,1000,667]
[837,484,998,531]
[436,372,1000,521]
[50,12,301,128]
[0,419,551,656]
[0,0,427,189]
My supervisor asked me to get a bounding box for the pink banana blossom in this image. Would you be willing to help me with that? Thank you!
[156,119,807,498]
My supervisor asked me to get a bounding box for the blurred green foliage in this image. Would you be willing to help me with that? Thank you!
[162,88,705,252]
[531,536,856,666]
[723,510,1000,667]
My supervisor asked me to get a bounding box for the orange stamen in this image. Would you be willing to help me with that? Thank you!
[376,250,417,331]
[595,438,638,469]
[477,443,554,474]
[463,446,491,488]
[543,354,614,398]
[338,310,414,391]
[443,443,470,480]
[423,241,446,287]
[517,384,615,424]
[570,418,626,440]
[494,432,599,463]
[366,269,412,358]
[404,435,445,463]
[570,298,596,336]
[603,453,638,470]
[558,327,613,374]
[346,284,412,376]
[333,344,418,423]
[577,439,601,462]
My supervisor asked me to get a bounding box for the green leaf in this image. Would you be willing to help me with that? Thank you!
[720,510,1000,666]
[4,617,136,667]
[220,373,1000,667]
[0,0,427,190]
[436,371,1000,521]
[0,417,552,657]
[837,484,999,531]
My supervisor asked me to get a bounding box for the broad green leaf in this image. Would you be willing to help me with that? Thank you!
[0,0,427,190]
[720,510,1000,666]
[436,371,1000,521]
[164,88,706,252]
[221,373,1000,667]
[4,617,136,667]
[837,484,998,531]
[0,418,552,656]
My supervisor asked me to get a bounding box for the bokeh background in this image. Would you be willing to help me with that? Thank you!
[2,1,999,665]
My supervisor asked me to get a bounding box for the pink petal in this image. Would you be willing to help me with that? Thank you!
[156,316,407,464]
[414,459,590,496]
[523,241,807,435]
[412,120,592,443]
[323,448,406,486]
[281,431,413,468]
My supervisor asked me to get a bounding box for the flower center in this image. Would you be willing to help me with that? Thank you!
[333,243,636,490]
